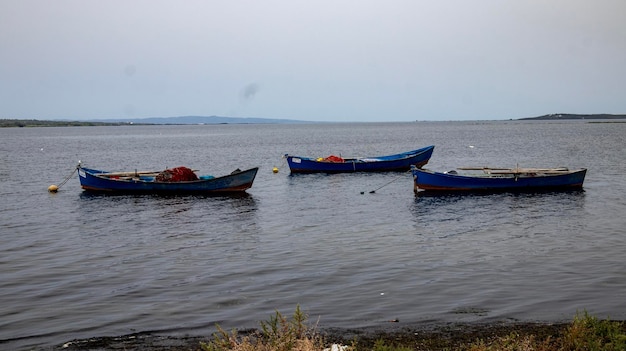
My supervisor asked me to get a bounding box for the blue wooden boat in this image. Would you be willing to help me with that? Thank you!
[284,145,434,174]
[77,165,258,194]
[411,165,587,192]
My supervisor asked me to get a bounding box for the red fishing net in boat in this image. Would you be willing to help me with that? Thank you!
[155,167,198,182]
[323,155,344,163]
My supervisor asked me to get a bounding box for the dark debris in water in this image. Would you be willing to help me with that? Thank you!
[450,307,490,315]
[50,333,209,351]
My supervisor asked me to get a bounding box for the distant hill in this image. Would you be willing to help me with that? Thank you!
[520,113,626,120]
[90,115,313,125]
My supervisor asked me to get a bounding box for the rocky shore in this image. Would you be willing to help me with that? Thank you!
[48,321,573,351]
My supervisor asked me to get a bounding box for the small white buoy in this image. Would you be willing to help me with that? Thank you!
[272,167,279,173]
[469,145,475,148]
[48,184,58,193]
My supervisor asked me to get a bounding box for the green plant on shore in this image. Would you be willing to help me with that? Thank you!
[467,311,626,351]
[372,338,412,351]
[201,307,626,351]
[200,305,326,351]
[466,332,554,351]
[562,311,626,351]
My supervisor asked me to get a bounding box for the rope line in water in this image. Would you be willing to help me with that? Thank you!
[367,170,411,194]
[274,155,288,173]
[48,165,79,192]
[58,167,78,188]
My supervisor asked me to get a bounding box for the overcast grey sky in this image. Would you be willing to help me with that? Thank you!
[1,1,625,122]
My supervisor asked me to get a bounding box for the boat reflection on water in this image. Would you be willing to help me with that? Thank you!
[77,191,259,231]
[410,189,587,237]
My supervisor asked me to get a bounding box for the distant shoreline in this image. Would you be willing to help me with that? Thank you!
[518,113,626,120]
[1,114,625,127]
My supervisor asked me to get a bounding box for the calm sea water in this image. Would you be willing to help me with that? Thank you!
[1,121,625,350]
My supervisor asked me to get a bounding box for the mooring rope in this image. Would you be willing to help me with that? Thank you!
[366,170,411,194]
[58,166,79,187]
[274,155,288,173]
[49,165,79,192]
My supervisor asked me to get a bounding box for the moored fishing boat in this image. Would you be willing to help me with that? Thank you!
[284,145,434,174]
[77,164,258,194]
[411,165,587,192]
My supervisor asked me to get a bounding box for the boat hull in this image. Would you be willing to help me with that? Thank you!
[412,167,587,192]
[285,145,434,174]
[78,166,259,194]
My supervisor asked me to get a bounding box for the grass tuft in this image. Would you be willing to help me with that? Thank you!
[201,305,326,351]
[200,308,626,351]
[561,311,626,351]
[466,311,626,351]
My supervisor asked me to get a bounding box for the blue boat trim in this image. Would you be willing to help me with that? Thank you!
[285,145,434,174]
[411,165,587,193]
[78,165,259,194]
